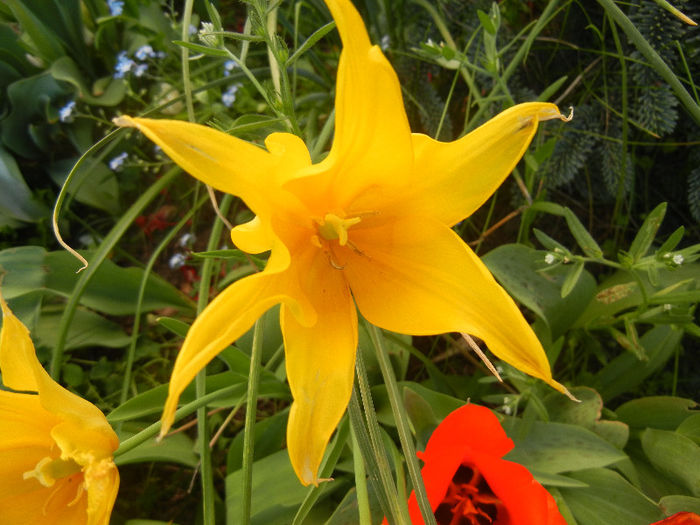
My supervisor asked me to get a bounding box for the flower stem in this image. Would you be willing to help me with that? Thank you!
[368,323,437,525]
[195,194,232,524]
[352,426,372,525]
[241,318,264,524]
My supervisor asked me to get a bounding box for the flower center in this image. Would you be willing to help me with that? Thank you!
[23,456,82,487]
[316,213,361,246]
[434,464,504,525]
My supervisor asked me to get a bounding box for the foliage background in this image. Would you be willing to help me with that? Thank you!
[0,0,698,523]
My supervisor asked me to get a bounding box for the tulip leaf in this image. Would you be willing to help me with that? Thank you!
[483,244,596,341]
[35,306,131,350]
[658,495,700,516]
[677,414,700,445]
[559,468,665,525]
[0,246,193,314]
[115,431,198,468]
[641,428,700,496]
[504,419,626,474]
[615,396,698,430]
[225,450,313,525]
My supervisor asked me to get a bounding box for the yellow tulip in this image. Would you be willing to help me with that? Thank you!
[115,0,572,486]
[0,293,119,524]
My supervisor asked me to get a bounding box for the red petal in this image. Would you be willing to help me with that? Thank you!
[652,513,700,525]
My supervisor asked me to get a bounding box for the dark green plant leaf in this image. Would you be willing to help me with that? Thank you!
[642,428,700,496]
[616,396,698,430]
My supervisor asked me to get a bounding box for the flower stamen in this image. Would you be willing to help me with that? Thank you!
[316,213,361,246]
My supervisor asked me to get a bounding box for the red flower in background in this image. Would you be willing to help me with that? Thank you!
[653,513,700,524]
[392,404,566,525]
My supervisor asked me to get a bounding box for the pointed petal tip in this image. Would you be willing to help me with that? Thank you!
[113,115,137,128]
[539,105,574,123]
[552,380,580,402]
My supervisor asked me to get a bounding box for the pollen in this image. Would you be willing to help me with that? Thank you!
[316,213,361,246]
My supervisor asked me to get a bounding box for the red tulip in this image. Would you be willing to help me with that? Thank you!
[652,513,700,525]
[389,404,566,525]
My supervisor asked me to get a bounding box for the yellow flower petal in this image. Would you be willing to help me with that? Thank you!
[395,103,571,226]
[113,117,309,217]
[286,0,412,213]
[282,248,357,486]
[0,294,40,392]
[160,247,317,436]
[344,214,568,394]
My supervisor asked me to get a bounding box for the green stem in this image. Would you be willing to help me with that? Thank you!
[355,349,408,524]
[195,193,232,524]
[241,318,264,524]
[181,0,196,121]
[119,196,206,407]
[368,323,436,525]
[597,0,700,126]
[114,383,241,457]
[352,426,372,525]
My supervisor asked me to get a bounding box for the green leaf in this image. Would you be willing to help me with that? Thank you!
[50,57,126,106]
[559,468,664,525]
[0,246,193,314]
[172,40,229,57]
[0,145,48,222]
[115,431,198,467]
[530,202,603,258]
[656,226,685,257]
[561,260,585,298]
[504,419,627,474]
[35,307,130,350]
[286,21,336,66]
[642,428,700,496]
[49,158,120,215]
[531,470,589,488]
[677,414,700,445]
[5,0,66,63]
[659,495,700,516]
[225,450,311,525]
[616,396,698,430]
[483,244,596,341]
[629,202,667,262]
[402,387,440,449]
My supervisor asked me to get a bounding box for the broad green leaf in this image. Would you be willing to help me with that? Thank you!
[531,470,589,488]
[5,0,66,63]
[628,202,667,262]
[559,468,664,525]
[642,428,700,496]
[35,307,130,350]
[402,387,440,449]
[0,246,193,314]
[226,411,288,472]
[115,431,198,467]
[504,419,626,474]
[0,145,48,222]
[616,396,698,430]
[483,244,596,341]
[107,372,287,423]
[659,495,700,516]
[225,450,311,525]
[677,414,700,445]
[50,57,126,106]
[593,325,683,401]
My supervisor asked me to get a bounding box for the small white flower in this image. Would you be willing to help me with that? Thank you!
[178,232,196,248]
[169,253,187,270]
[502,405,512,416]
[672,253,684,265]
[135,45,155,60]
[544,253,556,265]
[222,83,241,108]
[198,22,218,46]
[59,100,76,123]
[663,303,672,311]
[109,152,129,171]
